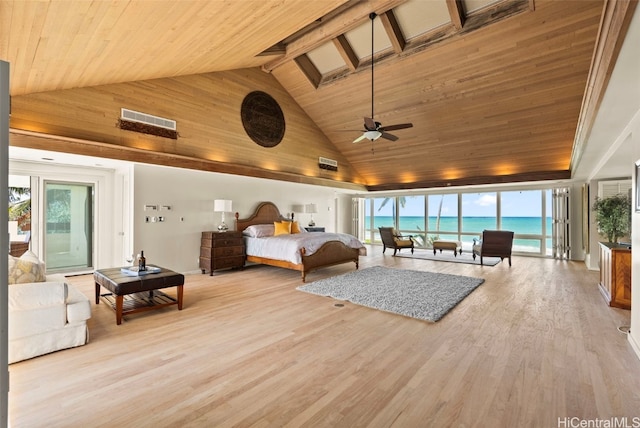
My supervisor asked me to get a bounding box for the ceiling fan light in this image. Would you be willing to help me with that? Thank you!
[364,130,382,140]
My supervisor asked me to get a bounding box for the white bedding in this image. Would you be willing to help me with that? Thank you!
[245,232,367,265]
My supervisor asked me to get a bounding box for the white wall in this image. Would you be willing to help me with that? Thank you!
[629,118,640,358]
[132,163,350,273]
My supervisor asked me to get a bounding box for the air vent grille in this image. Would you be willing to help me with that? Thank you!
[121,108,176,131]
[319,157,338,171]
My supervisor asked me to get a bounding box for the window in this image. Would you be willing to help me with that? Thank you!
[398,195,425,247]
[501,190,544,254]
[363,186,559,257]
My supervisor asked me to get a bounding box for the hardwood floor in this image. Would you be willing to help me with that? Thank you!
[8,249,640,427]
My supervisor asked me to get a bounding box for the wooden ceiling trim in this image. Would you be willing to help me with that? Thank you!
[262,0,409,72]
[366,170,572,192]
[380,10,406,54]
[445,0,465,30]
[570,0,637,174]
[294,55,323,89]
[333,35,360,71]
[9,130,367,192]
[257,43,287,56]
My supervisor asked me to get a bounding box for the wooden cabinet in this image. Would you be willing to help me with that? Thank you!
[598,242,631,310]
[199,231,245,275]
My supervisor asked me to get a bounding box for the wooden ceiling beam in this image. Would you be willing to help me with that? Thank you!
[445,0,465,30]
[380,10,406,53]
[262,0,409,72]
[294,55,322,88]
[9,130,367,191]
[333,34,360,71]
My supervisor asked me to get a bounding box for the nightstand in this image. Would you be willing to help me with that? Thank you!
[305,227,325,232]
[199,231,245,275]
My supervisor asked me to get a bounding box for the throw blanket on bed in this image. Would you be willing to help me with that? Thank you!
[245,232,367,265]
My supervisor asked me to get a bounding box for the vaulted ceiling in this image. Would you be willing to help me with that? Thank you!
[1,0,636,191]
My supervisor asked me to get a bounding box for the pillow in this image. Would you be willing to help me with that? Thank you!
[274,221,291,236]
[290,221,302,234]
[243,224,275,238]
[281,220,302,234]
[8,250,47,284]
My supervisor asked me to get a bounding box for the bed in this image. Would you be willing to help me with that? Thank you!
[235,202,366,282]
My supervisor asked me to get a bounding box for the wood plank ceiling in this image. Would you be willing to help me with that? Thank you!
[0,0,628,191]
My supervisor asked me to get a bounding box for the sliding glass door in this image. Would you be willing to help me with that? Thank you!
[44,181,94,272]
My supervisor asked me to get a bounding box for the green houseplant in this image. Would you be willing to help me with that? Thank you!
[592,194,631,243]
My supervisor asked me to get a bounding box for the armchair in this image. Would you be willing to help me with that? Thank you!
[8,250,91,363]
[379,227,414,256]
[472,230,514,266]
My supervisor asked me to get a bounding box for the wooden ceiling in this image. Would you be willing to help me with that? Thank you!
[1,0,635,191]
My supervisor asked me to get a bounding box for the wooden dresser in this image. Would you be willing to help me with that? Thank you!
[598,242,631,310]
[199,231,245,275]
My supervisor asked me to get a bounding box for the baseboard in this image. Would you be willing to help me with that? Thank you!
[629,330,640,362]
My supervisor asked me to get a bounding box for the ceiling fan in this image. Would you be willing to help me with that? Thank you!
[353,12,413,144]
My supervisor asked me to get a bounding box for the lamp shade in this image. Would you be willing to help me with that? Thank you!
[305,203,318,214]
[292,204,305,213]
[214,199,232,212]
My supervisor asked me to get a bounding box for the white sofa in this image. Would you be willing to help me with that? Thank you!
[8,272,92,364]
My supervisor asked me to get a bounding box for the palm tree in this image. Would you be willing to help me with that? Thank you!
[430,194,444,244]
[8,186,31,231]
[377,196,406,211]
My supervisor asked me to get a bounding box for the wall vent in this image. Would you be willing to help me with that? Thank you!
[598,180,631,198]
[121,108,176,131]
[319,157,338,171]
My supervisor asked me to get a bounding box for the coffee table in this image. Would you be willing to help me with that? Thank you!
[94,267,185,325]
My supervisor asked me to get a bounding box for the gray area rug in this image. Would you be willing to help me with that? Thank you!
[297,266,485,322]
[395,251,501,266]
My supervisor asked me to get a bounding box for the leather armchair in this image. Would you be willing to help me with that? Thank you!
[472,230,514,266]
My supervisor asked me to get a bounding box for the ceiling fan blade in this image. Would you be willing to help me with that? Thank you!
[364,117,377,130]
[353,134,367,143]
[379,123,413,132]
[381,132,399,141]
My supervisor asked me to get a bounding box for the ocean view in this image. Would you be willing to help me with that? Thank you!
[365,216,553,253]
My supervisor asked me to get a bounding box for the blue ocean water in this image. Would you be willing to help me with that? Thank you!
[367,216,552,253]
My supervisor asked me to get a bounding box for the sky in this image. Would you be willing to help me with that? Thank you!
[371,190,552,217]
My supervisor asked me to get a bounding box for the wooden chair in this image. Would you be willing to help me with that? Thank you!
[378,227,414,256]
[472,230,514,266]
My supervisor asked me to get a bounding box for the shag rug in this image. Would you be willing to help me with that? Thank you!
[395,251,501,266]
[297,266,485,322]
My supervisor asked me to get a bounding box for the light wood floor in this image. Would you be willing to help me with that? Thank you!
[8,249,640,427]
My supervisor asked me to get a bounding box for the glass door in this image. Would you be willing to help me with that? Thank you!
[44,181,94,272]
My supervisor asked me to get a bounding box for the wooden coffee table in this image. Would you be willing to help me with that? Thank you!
[94,267,185,325]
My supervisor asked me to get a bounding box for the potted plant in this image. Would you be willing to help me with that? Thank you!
[592,194,631,243]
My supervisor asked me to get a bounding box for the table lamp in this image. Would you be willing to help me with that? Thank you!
[214,199,233,231]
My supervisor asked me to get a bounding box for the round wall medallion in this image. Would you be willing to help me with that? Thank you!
[241,91,285,148]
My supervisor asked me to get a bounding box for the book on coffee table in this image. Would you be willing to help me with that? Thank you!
[120,266,162,276]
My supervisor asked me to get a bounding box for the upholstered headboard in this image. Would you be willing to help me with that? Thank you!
[235,202,291,232]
